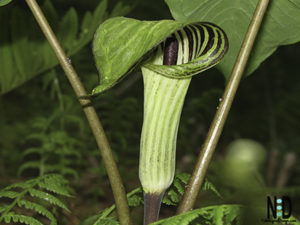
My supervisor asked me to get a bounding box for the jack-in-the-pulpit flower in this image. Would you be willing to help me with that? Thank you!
[90,17,228,225]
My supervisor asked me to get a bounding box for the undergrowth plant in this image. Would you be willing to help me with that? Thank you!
[19,119,82,179]
[1,0,300,224]
[81,173,227,225]
[0,174,72,225]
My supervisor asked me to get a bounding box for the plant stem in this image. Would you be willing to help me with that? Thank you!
[25,1,132,224]
[143,193,164,225]
[177,0,270,214]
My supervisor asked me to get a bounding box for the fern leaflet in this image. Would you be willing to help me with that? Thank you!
[0,174,71,225]
[151,204,242,225]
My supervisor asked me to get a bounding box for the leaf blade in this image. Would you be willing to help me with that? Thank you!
[92,17,187,95]
[165,0,300,78]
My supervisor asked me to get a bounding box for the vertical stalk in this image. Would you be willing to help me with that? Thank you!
[177,0,270,214]
[140,63,191,225]
[24,1,132,224]
[143,193,164,225]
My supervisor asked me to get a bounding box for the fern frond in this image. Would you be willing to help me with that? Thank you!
[163,173,222,206]
[81,187,143,225]
[24,133,48,143]
[127,192,143,207]
[163,173,189,205]
[290,215,300,225]
[22,147,44,157]
[212,206,223,224]
[20,121,83,179]
[63,114,86,134]
[151,204,242,225]
[18,161,41,176]
[0,190,21,199]
[17,199,56,224]
[41,165,79,179]
[2,212,43,225]
[202,179,223,199]
[0,174,71,224]
[60,167,79,179]
[224,205,242,225]
[36,174,72,197]
[30,117,51,131]
[28,188,69,211]
[0,205,8,213]
[93,217,120,225]
[174,173,190,194]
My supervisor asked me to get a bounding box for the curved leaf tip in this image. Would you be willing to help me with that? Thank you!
[92,17,187,95]
[91,17,228,96]
[0,0,12,7]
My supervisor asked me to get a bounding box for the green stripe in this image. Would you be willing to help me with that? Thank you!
[143,22,228,79]
[140,68,191,193]
[139,21,228,194]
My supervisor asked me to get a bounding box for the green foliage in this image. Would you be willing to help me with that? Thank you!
[0,174,72,225]
[0,0,130,95]
[83,203,243,225]
[12,68,94,180]
[163,173,190,206]
[18,105,86,179]
[91,17,228,95]
[19,128,81,179]
[0,0,11,7]
[80,174,223,224]
[151,204,242,225]
[163,174,222,206]
[91,17,187,95]
[80,187,142,225]
[165,0,300,78]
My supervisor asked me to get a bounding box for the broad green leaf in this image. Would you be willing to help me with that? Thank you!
[11,8,34,79]
[0,0,130,95]
[0,0,12,7]
[165,0,300,78]
[92,17,188,95]
[0,9,17,92]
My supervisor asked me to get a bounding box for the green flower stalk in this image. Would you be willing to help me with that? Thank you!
[140,52,191,224]
[139,51,191,195]
[90,17,228,225]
